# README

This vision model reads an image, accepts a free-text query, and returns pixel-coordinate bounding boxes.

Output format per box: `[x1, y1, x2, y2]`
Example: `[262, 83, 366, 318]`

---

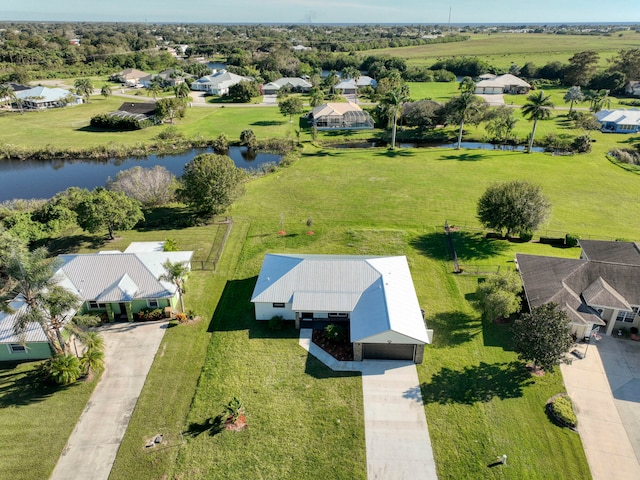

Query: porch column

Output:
[295, 312, 300, 329]
[353, 342, 363, 361]
[125, 302, 133, 322]
[106, 303, 115, 323]
[414, 345, 425, 364]
[606, 309, 618, 336]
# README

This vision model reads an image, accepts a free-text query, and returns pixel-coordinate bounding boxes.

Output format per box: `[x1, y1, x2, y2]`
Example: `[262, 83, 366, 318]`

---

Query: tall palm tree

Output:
[447, 92, 486, 149]
[148, 83, 162, 100]
[174, 82, 190, 99]
[522, 91, 555, 153]
[563, 86, 584, 115]
[2, 248, 80, 355]
[0, 83, 16, 108]
[381, 86, 409, 149]
[100, 84, 112, 99]
[74, 78, 94, 104]
[159, 260, 190, 312]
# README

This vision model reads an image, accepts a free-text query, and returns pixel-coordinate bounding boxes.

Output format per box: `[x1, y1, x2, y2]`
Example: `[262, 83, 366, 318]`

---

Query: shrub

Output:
[268, 315, 284, 330]
[155, 125, 183, 140]
[519, 231, 533, 242]
[565, 233, 579, 247]
[136, 308, 164, 321]
[572, 135, 592, 153]
[548, 395, 578, 428]
[325, 323, 347, 342]
[175, 312, 187, 323]
[539, 236, 566, 246]
[90, 113, 151, 130]
[212, 133, 229, 153]
[46, 354, 82, 385]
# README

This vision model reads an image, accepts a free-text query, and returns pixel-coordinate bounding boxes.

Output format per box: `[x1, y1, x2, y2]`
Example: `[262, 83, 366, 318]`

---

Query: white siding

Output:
[254, 302, 295, 320]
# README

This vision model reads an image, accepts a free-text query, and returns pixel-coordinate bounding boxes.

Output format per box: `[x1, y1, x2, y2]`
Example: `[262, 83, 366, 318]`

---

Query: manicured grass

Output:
[408, 81, 460, 101]
[0, 362, 100, 480]
[363, 31, 640, 70]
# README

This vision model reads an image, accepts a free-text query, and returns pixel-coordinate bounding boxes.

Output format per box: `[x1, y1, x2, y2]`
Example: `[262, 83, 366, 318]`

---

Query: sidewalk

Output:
[50, 321, 167, 480]
[299, 329, 438, 479]
[561, 336, 640, 480]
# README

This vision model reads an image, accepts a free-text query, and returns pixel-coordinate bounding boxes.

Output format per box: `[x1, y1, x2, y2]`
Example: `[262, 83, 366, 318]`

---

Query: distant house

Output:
[190, 69, 252, 95]
[625, 81, 640, 97]
[109, 68, 152, 86]
[109, 102, 157, 122]
[595, 109, 640, 134]
[0, 242, 193, 361]
[140, 69, 191, 88]
[14, 86, 82, 110]
[475, 73, 531, 95]
[291, 45, 312, 52]
[261, 77, 312, 95]
[516, 239, 640, 339]
[251, 254, 432, 363]
[334, 76, 378, 95]
[310, 102, 374, 130]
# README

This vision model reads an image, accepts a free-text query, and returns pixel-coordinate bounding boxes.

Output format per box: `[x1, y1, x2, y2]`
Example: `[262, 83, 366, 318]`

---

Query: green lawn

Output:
[363, 31, 640, 70]
[0, 362, 100, 480]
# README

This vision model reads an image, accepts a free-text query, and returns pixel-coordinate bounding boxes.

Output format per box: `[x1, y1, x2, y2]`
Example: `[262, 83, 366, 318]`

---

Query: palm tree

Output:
[2, 248, 80, 354]
[74, 78, 94, 104]
[159, 260, 190, 312]
[148, 83, 162, 100]
[100, 84, 112, 99]
[47, 354, 82, 385]
[522, 91, 555, 153]
[458, 76, 475, 93]
[563, 86, 584, 115]
[309, 87, 324, 108]
[381, 86, 409, 149]
[174, 82, 190, 99]
[446, 92, 486, 149]
[0, 83, 16, 108]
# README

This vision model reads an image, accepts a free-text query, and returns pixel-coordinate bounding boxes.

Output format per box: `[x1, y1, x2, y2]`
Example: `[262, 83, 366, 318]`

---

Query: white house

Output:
[251, 254, 432, 363]
[190, 69, 252, 95]
[334, 76, 378, 95]
[475, 73, 531, 95]
[14, 86, 83, 110]
[595, 109, 640, 134]
[261, 77, 312, 95]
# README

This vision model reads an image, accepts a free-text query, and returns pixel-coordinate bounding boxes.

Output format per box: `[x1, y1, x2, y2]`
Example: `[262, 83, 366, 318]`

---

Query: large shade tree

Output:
[178, 154, 246, 217]
[475, 271, 522, 322]
[512, 303, 574, 372]
[477, 180, 551, 238]
[522, 91, 554, 153]
[106, 165, 176, 207]
[75, 188, 144, 240]
[278, 96, 303, 123]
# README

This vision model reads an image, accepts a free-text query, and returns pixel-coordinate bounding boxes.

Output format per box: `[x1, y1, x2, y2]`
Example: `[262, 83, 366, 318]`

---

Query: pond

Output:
[331, 140, 545, 153]
[0, 147, 281, 202]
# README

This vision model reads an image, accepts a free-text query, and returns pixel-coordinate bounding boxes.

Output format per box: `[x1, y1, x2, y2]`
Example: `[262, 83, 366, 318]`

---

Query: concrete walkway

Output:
[561, 336, 640, 480]
[299, 329, 437, 479]
[51, 321, 168, 480]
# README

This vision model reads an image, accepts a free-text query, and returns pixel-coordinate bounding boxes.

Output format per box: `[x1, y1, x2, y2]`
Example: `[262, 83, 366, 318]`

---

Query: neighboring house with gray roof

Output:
[0, 242, 193, 361]
[251, 254, 432, 363]
[474, 73, 531, 95]
[190, 69, 252, 95]
[516, 240, 640, 339]
[261, 77, 312, 95]
[334, 76, 377, 95]
[14, 86, 82, 110]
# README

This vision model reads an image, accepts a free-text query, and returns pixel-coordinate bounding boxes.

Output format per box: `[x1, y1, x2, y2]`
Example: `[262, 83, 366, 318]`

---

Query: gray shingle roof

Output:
[579, 240, 640, 265]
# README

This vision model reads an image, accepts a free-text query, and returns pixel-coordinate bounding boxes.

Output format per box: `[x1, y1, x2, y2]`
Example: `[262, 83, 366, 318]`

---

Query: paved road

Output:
[50, 321, 168, 480]
[299, 329, 438, 480]
[562, 336, 640, 480]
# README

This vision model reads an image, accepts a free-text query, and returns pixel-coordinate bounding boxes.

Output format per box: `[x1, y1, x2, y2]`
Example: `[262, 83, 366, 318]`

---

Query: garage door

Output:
[362, 343, 415, 361]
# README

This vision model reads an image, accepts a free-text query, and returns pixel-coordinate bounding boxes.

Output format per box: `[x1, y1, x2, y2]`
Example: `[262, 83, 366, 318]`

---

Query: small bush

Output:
[268, 315, 284, 330]
[572, 135, 592, 153]
[212, 133, 229, 153]
[90, 113, 151, 130]
[565, 233, 579, 247]
[175, 312, 187, 323]
[136, 308, 164, 321]
[325, 323, 347, 342]
[539, 236, 566, 246]
[156, 125, 183, 140]
[549, 395, 578, 428]
[519, 231, 533, 242]
[46, 354, 82, 385]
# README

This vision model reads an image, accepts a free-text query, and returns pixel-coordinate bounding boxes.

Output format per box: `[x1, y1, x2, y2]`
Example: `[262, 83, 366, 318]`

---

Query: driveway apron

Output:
[50, 321, 167, 480]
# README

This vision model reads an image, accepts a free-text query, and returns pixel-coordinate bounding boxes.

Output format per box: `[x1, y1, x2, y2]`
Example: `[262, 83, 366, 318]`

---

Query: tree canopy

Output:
[278, 96, 303, 122]
[475, 271, 522, 322]
[75, 188, 144, 240]
[106, 165, 176, 207]
[512, 303, 574, 372]
[178, 154, 246, 217]
[477, 180, 551, 237]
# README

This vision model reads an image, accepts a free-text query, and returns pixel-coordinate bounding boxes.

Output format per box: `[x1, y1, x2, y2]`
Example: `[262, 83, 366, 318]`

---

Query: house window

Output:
[328, 312, 348, 318]
[147, 299, 159, 308]
[616, 307, 638, 323]
[88, 301, 106, 310]
[9, 344, 26, 353]
[272, 303, 285, 308]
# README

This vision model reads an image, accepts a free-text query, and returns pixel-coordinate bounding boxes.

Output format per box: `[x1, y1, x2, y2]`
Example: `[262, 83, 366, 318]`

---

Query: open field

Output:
[363, 31, 640, 69]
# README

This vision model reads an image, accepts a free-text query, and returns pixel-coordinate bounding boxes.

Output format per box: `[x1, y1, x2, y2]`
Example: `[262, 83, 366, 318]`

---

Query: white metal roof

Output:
[251, 254, 430, 344]
[124, 241, 165, 252]
[0, 296, 49, 344]
[596, 109, 640, 126]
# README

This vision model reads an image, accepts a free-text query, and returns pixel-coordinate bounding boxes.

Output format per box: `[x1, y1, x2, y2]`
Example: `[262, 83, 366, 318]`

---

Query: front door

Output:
[118, 303, 127, 320]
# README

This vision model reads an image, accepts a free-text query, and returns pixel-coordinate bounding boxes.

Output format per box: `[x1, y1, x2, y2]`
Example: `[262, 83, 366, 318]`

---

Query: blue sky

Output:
[4, 0, 640, 24]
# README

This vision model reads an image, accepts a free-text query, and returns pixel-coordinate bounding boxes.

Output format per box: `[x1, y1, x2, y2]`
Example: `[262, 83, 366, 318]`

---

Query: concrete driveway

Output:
[561, 336, 640, 480]
[50, 321, 168, 480]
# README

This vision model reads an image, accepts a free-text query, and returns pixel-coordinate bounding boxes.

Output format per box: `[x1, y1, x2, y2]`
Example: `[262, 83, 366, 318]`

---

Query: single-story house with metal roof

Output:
[334, 76, 377, 95]
[251, 254, 432, 363]
[516, 239, 640, 340]
[475, 74, 531, 95]
[595, 109, 640, 134]
[140, 69, 191, 88]
[0, 242, 193, 361]
[109, 68, 152, 86]
[261, 77, 313, 95]
[14, 86, 82, 110]
[190, 69, 252, 95]
[309, 102, 374, 130]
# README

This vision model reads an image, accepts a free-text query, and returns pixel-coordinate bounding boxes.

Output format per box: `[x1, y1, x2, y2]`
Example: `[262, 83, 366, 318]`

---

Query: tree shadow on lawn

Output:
[36, 234, 106, 255]
[0, 362, 72, 407]
[437, 152, 488, 161]
[251, 120, 286, 126]
[406, 361, 533, 405]
[301, 149, 338, 157]
[137, 206, 196, 231]
[482, 317, 515, 351]
[410, 232, 509, 262]
[373, 149, 415, 158]
[427, 311, 480, 347]
[184, 414, 226, 438]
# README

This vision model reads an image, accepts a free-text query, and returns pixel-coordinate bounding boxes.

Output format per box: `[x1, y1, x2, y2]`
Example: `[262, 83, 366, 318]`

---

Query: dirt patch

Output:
[312, 330, 353, 361]
[526, 363, 546, 376]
